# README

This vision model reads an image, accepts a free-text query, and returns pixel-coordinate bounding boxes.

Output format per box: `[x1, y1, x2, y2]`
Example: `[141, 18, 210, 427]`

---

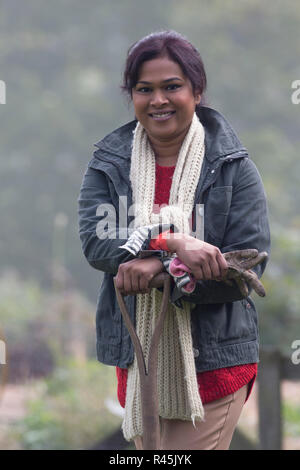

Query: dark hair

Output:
[121, 30, 207, 109]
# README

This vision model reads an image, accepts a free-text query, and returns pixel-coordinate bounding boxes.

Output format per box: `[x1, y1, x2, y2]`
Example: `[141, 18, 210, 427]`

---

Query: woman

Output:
[78, 30, 270, 450]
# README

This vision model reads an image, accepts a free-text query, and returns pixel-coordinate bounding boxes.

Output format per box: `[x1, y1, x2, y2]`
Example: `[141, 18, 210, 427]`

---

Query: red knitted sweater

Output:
[116, 162, 257, 408]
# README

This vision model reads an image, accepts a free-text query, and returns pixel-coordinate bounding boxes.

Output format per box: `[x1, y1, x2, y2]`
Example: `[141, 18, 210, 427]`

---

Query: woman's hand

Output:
[167, 233, 228, 281]
[115, 257, 164, 296]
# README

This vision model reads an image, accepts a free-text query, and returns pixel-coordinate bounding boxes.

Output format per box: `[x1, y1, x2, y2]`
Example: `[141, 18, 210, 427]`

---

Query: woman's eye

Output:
[166, 84, 181, 91]
[136, 87, 151, 93]
[136, 84, 181, 93]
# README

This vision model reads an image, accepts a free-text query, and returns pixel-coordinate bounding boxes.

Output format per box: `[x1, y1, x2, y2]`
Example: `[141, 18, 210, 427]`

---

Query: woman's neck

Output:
[148, 129, 189, 167]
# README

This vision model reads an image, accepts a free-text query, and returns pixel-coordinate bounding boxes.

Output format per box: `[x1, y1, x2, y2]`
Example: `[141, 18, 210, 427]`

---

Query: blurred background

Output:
[0, 0, 300, 450]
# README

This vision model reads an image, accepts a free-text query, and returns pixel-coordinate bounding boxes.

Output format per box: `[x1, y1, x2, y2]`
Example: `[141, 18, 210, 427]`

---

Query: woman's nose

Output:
[150, 90, 168, 106]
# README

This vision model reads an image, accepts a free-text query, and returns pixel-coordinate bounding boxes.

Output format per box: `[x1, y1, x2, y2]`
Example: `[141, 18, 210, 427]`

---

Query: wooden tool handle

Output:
[148, 272, 170, 288]
[113, 271, 171, 450]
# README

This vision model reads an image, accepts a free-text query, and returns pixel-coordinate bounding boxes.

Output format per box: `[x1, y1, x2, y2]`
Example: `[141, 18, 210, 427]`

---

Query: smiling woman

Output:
[131, 56, 201, 166]
[78, 30, 270, 450]
[122, 31, 206, 167]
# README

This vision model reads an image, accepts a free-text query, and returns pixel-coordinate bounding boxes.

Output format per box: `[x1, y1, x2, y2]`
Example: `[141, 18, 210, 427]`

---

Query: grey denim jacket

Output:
[78, 106, 271, 371]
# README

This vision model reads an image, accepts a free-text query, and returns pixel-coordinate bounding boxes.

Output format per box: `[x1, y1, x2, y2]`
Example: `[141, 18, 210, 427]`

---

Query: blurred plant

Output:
[11, 358, 121, 450]
[0, 269, 124, 450]
[0, 269, 96, 382]
[0, 269, 43, 339]
[283, 401, 300, 438]
[256, 227, 300, 355]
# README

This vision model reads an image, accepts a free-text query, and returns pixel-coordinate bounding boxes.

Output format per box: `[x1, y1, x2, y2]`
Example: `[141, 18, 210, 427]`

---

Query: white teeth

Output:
[152, 112, 173, 117]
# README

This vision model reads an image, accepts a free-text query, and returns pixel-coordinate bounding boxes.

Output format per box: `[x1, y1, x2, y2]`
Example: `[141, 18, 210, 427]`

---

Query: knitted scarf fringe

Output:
[122, 113, 205, 442]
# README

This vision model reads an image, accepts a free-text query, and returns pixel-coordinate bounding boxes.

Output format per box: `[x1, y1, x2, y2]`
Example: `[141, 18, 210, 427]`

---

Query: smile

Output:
[149, 111, 176, 121]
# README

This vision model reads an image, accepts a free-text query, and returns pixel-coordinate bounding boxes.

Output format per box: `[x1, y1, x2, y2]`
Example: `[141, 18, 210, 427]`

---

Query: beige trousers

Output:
[134, 384, 248, 450]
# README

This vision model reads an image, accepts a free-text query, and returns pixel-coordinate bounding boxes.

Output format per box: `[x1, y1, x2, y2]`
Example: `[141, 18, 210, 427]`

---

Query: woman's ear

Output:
[194, 90, 201, 105]
[194, 89, 202, 105]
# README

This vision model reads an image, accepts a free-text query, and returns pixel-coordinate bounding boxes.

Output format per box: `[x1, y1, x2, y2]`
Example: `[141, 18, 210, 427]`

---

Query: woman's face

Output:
[132, 55, 201, 144]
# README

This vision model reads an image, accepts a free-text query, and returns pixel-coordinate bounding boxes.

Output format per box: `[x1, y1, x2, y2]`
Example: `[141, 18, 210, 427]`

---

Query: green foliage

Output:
[0, 0, 299, 303]
[283, 401, 300, 438]
[0, 0, 299, 431]
[0, 270, 121, 449]
[12, 358, 121, 450]
[255, 228, 300, 353]
[14, 399, 65, 450]
[0, 270, 42, 342]
[0, 268, 97, 384]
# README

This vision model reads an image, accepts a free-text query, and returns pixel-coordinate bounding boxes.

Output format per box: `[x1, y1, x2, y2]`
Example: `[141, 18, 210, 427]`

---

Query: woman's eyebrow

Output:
[136, 77, 184, 84]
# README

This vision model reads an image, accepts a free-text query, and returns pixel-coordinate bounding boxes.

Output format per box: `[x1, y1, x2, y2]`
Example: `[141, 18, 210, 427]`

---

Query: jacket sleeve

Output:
[173, 157, 271, 305]
[78, 165, 136, 275]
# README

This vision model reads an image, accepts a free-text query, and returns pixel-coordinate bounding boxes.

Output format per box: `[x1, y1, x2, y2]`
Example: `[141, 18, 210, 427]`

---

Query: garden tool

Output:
[113, 248, 268, 450]
[113, 272, 170, 450]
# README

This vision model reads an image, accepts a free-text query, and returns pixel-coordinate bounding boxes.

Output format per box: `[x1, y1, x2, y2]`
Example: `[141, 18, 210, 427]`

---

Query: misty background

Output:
[0, 0, 300, 450]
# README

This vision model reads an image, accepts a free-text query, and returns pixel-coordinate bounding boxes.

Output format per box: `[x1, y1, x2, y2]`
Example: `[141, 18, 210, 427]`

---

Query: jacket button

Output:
[193, 348, 199, 358]
[198, 206, 204, 216]
[211, 169, 215, 174]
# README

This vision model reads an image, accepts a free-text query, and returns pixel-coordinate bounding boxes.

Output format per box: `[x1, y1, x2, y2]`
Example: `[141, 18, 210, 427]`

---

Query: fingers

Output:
[139, 275, 151, 295]
[115, 263, 136, 295]
[242, 270, 266, 297]
[125, 272, 151, 295]
[115, 258, 164, 295]
[224, 249, 268, 271]
[216, 252, 228, 278]
[131, 269, 151, 294]
[201, 261, 213, 281]
[224, 249, 257, 269]
[115, 268, 125, 292]
[249, 251, 268, 269]
[235, 249, 258, 259]
[149, 272, 168, 288]
[190, 248, 228, 281]
[193, 265, 205, 281]
[234, 277, 249, 297]
[184, 246, 267, 296]
[194, 258, 227, 281]
[123, 270, 134, 294]
[117, 273, 150, 295]
[225, 249, 258, 260]
[204, 248, 227, 280]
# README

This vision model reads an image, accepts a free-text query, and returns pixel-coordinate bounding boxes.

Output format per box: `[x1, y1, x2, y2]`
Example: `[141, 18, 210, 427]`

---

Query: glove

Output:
[162, 256, 196, 294]
[140, 248, 268, 298]
[222, 249, 268, 297]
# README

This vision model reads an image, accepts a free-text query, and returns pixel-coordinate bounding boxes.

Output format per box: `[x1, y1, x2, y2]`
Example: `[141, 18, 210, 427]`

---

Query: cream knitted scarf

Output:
[122, 113, 206, 442]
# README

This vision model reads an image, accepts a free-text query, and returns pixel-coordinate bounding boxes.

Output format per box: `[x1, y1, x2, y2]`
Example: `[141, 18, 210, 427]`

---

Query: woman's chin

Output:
[145, 123, 179, 141]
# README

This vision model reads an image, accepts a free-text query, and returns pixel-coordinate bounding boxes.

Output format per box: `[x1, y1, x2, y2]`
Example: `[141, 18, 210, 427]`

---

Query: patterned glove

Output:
[162, 256, 196, 294]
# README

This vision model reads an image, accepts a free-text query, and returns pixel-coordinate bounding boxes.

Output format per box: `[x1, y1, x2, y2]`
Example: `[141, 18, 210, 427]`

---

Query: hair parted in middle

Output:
[121, 30, 207, 109]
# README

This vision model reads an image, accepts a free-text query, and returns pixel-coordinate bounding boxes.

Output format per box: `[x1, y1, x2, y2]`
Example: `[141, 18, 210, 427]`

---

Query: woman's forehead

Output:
[137, 56, 186, 83]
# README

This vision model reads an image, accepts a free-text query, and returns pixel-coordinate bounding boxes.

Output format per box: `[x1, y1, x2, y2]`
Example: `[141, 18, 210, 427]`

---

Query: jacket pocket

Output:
[205, 186, 232, 242]
[214, 299, 257, 346]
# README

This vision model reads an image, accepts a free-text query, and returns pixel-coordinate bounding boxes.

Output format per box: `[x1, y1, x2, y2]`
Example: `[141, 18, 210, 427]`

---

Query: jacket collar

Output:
[94, 106, 247, 163]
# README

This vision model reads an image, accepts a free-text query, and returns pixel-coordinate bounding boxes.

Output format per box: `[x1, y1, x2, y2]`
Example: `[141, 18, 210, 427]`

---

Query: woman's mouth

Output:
[149, 111, 176, 121]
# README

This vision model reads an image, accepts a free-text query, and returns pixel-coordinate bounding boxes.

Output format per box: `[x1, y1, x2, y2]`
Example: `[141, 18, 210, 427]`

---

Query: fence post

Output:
[258, 347, 282, 450]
